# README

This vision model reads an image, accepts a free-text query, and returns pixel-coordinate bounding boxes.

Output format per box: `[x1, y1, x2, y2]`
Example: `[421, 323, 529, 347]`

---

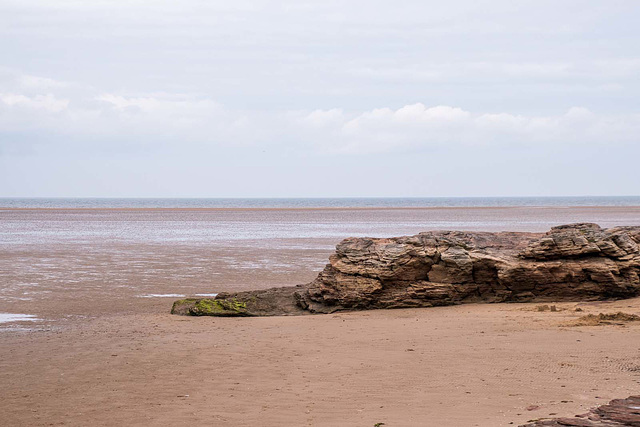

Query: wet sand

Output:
[1, 207, 640, 426]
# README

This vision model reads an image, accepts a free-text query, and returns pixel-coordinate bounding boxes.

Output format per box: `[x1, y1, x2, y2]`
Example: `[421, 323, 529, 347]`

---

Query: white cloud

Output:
[17, 74, 69, 90]
[307, 104, 640, 153]
[394, 104, 470, 123]
[0, 93, 69, 112]
[1, 69, 639, 157]
[303, 108, 343, 127]
[95, 93, 221, 115]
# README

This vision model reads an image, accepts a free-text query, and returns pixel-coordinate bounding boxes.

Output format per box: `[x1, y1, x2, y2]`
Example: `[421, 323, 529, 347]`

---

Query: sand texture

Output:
[2, 299, 640, 426]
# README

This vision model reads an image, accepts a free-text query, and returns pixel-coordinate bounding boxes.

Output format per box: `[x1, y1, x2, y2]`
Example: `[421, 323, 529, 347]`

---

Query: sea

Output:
[2, 196, 640, 209]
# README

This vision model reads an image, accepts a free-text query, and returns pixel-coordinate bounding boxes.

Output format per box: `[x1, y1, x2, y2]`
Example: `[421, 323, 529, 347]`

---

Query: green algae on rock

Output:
[192, 298, 248, 316]
[171, 298, 249, 316]
[171, 286, 309, 317]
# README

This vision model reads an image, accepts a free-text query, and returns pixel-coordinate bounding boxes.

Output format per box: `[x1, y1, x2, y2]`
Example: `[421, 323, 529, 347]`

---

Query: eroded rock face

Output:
[519, 395, 640, 426]
[296, 223, 640, 314]
[171, 223, 640, 316]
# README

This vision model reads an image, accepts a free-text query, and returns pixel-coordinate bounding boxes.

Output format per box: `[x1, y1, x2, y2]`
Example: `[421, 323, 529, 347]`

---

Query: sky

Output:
[1, 0, 639, 197]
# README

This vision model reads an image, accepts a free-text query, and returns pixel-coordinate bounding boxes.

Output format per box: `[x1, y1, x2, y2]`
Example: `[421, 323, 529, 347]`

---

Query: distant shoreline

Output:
[2, 205, 640, 211]
[2, 196, 640, 210]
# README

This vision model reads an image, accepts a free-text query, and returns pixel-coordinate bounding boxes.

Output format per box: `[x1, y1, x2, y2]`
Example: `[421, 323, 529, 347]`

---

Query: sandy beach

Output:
[2, 299, 640, 426]
[1, 207, 640, 426]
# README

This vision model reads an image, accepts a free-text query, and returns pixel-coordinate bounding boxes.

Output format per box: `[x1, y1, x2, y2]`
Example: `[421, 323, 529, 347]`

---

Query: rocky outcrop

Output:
[171, 223, 640, 316]
[520, 395, 640, 426]
[171, 286, 307, 316]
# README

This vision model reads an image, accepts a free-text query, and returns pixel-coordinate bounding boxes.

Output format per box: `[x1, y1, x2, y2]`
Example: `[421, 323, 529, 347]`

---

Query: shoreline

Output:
[2, 205, 640, 212]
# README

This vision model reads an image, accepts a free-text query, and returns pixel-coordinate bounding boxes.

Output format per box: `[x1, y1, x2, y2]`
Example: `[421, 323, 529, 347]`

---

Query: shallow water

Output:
[0, 313, 39, 324]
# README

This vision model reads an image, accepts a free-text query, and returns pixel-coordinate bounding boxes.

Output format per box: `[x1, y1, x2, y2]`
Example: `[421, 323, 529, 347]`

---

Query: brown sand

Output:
[2, 299, 640, 426]
[1, 207, 640, 426]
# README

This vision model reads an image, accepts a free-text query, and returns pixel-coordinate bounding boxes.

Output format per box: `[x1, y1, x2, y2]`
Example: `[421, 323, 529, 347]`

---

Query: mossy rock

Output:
[172, 298, 250, 317]
[170, 286, 308, 317]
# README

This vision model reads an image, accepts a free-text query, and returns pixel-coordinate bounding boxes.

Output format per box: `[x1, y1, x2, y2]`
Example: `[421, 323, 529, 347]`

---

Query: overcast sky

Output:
[1, 0, 639, 197]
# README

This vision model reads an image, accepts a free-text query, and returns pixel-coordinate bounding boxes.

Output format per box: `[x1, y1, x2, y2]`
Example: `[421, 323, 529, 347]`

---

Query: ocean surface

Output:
[1, 199, 640, 327]
[2, 196, 640, 209]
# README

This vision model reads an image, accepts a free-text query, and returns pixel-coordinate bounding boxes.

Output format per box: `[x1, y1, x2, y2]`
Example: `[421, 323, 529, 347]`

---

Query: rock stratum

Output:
[171, 223, 640, 317]
[520, 395, 640, 426]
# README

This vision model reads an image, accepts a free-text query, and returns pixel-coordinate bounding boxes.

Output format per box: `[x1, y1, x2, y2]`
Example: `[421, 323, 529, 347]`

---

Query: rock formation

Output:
[519, 395, 640, 426]
[171, 223, 640, 317]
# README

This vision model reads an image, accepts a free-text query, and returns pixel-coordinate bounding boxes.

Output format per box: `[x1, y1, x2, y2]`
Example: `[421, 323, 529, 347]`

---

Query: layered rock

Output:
[520, 395, 640, 426]
[171, 223, 640, 316]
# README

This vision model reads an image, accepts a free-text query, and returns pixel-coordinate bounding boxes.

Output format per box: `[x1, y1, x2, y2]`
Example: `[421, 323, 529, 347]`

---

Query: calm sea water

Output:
[1, 196, 640, 209]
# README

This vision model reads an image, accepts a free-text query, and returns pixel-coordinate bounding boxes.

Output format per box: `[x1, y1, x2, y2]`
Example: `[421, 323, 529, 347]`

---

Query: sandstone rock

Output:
[171, 286, 306, 317]
[171, 223, 640, 317]
[519, 395, 640, 426]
